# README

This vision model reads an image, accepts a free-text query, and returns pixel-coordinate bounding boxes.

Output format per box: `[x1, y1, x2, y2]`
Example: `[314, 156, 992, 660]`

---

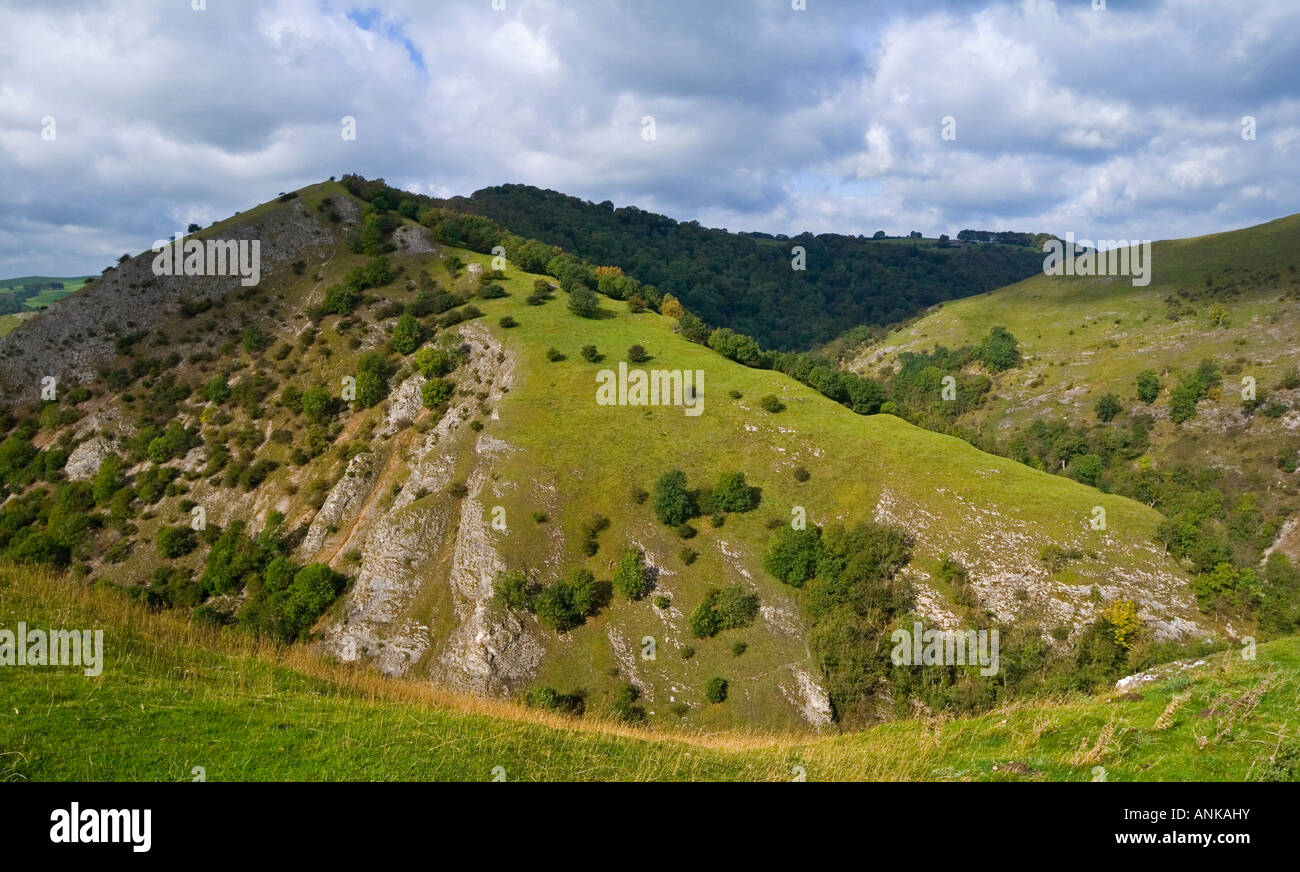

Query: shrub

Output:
[654, 595, 671, 609]
[498, 316, 517, 328]
[762, 527, 823, 587]
[421, 378, 454, 408]
[493, 569, 533, 611]
[391, 314, 423, 354]
[714, 471, 756, 512]
[611, 549, 649, 600]
[652, 469, 695, 526]
[1136, 370, 1160, 403]
[689, 585, 759, 637]
[413, 346, 458, 378]
[1095, 393, 1122, 422]
[680, 547, 698, 565]
[567, 286, 599, 318]
[627, 344, 649, 363]
[580, 345, 601, 363]
[704, 677, 728, 704]
[534, 568, 599, 632]
[975, 326, 1020, 371]
[731, 641, 747, 656]
[546, 347, 566, 362]
[156, 526, 198, 558]
[759, 394, 785, 413]
[611, 683, 646, 723]
[793, 466, 811, 482]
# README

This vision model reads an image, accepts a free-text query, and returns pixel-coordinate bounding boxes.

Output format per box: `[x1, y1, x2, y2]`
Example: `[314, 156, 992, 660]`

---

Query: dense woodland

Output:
[432, 183, 1046, 349]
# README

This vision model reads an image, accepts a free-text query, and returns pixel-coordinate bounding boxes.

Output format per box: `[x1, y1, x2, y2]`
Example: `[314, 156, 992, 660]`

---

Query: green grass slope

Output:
[1, 565, 1294, 781]
[0, 183, 1209, 734]
[848, 213, 1300, 561]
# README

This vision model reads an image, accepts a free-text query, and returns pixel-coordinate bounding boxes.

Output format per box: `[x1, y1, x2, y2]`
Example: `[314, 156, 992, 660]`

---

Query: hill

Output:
[846, 214, 1300, 633]
[432, 184, 1046, 350]
[0, 181, 1220, 733]
[1, 563, 1294, 781]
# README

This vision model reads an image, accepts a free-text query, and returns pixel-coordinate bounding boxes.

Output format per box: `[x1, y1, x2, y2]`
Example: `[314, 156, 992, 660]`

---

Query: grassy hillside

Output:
[848, 215, 1300, 578]
[0, 182, 1214, 735]
[1, 563, 1294, 781]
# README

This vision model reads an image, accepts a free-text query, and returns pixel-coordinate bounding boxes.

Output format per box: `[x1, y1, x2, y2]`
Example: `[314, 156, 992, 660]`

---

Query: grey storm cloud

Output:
[0, 0, 1297, 276]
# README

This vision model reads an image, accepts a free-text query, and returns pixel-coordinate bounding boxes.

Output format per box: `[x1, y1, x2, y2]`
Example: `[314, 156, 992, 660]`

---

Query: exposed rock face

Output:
[435, 462, 546, 693]
[316, 322, 544, 692]
[872, 486, 1206, 642]
[0, 199, 339, 403]
[300, 451, 382, 556]
[64, 435, 116, 481]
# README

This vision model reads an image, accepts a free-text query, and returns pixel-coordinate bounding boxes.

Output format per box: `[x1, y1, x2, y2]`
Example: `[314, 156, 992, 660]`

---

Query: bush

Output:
[546, 347, 566, 362]
[156, 526, 198, 558]
[759, 394, 784, 413]
[534, 568, 599, 632]
[499, 316, 517, 328]
[704, 677, 728, 703]
[421, 378, 454, 408]
[680, 547, 698, 565]
[762, 527, 823, 587]
[567, 286, 599, 318]
[391, 314, 423, 354]
[580, 345, 602, 363]
[611, 549, 649, 600]
[975, 326, 1020, 371]
[793, 466, 811, 482]
[713, 471, 756, 512]
[652, 469, 695, 526]
[689, 585, 759, 637]
[1136, 370, 1160, 403]
[1095, 393, 1122, 422]
[414, 346, 458, 378]
[611, 683, 646, 723]
[627, 344, 649, 363]
[493, 569, 533, 611]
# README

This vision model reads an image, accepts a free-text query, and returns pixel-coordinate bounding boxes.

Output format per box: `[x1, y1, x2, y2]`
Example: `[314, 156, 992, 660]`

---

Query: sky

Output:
[1, 0, 1297, 276]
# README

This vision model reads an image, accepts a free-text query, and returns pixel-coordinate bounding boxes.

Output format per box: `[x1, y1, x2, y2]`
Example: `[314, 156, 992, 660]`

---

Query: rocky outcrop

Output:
[300, 451, 381, 556]
[0, 198, 340, 403]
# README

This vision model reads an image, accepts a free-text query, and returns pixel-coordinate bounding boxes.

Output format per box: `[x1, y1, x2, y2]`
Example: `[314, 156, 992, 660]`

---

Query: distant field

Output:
[0, 275, 93, 309]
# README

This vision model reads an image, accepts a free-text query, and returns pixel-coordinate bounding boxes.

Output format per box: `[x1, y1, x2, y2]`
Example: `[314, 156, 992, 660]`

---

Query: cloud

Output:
[0, 0, 1297, 276]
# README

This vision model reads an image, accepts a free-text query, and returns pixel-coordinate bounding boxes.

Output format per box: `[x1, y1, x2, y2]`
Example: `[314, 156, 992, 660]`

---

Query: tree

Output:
[1095, 393, 1122, 422]
[91, 454, 126, 507]
[421, 377, 454, 408]
[762, 527, 822, 587]
[612, 549, 649, 600]
[975, 326, 1020, 371]
[301, 386, 333, 421]
[414, 346, 457, 377]
[157, 526, 198, 558]
[661, 295, 685, 319]
[1169, 381, 1201, 423]
[391, 314, 422, 354]
[1136, 370, 1160, 404]
[206, 374, 231, 404]
[568, 285, 599, 318]
[627, 344, 649, 363]
[713, 471, 756, 512]
[652, 469, 695, 526]
[493, 570, 533, 611]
